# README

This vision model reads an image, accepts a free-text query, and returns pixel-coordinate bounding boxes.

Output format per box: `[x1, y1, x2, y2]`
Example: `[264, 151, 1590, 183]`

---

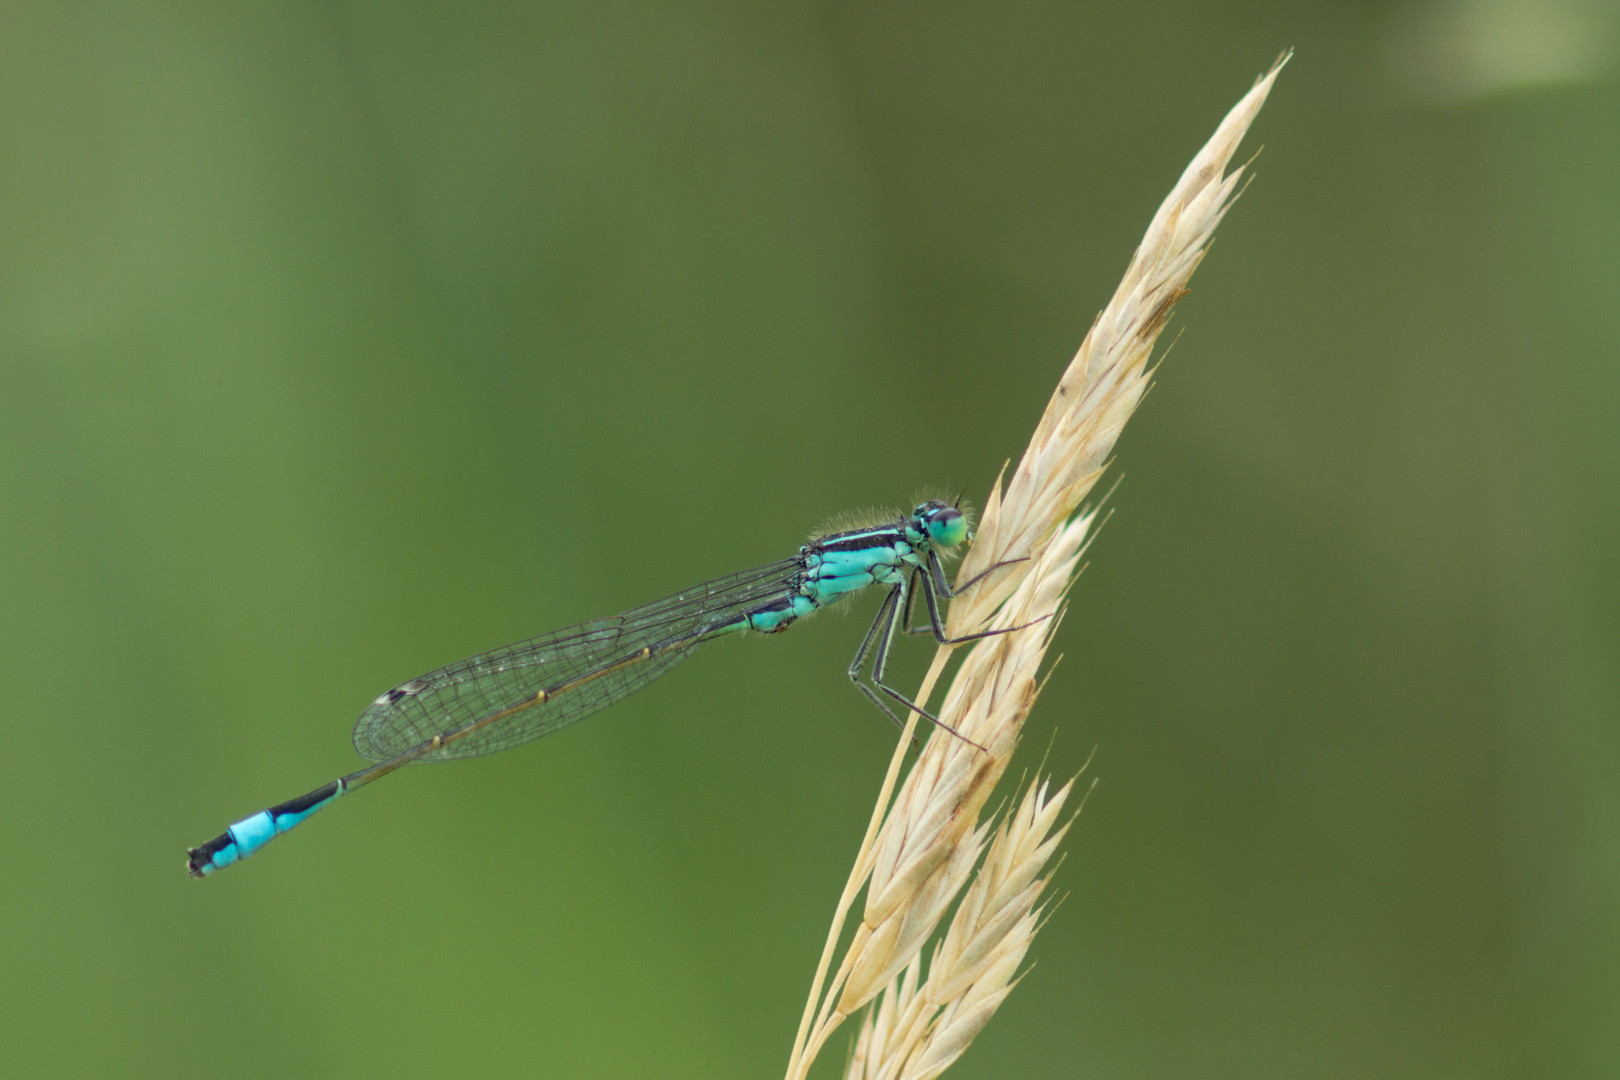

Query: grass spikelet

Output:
[785, 55, 1287, 1080]
[838, 778, 1081, 1080]
[947, 53, 1288, 639]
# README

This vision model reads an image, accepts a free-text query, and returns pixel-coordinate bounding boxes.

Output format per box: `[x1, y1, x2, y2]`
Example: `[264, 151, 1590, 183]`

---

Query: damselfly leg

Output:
[851, 555, 1048, 752]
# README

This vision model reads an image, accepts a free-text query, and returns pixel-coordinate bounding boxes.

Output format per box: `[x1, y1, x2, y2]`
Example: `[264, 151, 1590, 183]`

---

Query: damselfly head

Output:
[914, 500, 968, 550]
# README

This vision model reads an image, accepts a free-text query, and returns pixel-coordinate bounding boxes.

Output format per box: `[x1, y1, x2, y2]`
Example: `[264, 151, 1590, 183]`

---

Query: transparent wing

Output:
[352, 557, 803, 762]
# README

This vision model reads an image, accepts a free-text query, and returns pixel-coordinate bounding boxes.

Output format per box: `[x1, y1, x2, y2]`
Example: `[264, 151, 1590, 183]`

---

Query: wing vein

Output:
[351, 557, 803, 761]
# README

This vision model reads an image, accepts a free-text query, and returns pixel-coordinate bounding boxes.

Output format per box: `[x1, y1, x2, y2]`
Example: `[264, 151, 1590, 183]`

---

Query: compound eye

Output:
[927, 506, 968, 548]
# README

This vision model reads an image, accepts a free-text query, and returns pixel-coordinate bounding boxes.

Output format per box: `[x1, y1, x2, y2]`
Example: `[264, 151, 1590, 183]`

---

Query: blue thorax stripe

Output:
[815, 526, 907, 553]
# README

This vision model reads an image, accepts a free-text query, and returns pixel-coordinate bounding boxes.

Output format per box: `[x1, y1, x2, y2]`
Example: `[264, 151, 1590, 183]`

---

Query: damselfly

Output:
[186, 499, 1024, 877]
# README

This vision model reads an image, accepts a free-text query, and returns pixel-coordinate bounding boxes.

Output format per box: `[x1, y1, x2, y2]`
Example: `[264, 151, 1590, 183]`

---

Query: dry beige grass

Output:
[841, 777, 1084, 1080]
[783, 56, 1288, 1080]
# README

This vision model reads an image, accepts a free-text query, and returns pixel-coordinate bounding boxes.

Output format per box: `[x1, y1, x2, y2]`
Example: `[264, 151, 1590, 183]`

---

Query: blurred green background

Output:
[2, 2, 1616, 1077]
